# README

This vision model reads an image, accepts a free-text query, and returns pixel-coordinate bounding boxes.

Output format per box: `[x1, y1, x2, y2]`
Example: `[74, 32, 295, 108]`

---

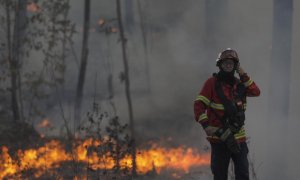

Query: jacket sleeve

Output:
[240, 73, 260, 97]
[194, 78, 213, 129]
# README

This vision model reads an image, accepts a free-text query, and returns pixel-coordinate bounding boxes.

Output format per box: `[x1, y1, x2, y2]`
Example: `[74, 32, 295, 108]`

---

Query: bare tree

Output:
[4, 0, 27, 122]
[116, 0, 137, 176]
[5, 1, 17, 121]
[13, 0, 27, 122]
[41, 0, 74, 139]
[267, 0, 293, 179]
[74, 0, 91, 131]
[1, 0, 75, 123]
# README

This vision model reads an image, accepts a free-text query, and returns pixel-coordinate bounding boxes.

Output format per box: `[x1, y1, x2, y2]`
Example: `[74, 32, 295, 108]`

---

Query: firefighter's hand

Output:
[204, 126, 218, 136]
[237, 65, 245, 76]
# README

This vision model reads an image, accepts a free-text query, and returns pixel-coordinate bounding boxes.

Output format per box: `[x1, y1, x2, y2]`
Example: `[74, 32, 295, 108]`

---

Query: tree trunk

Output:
[61, 0, 72, 139]
[116, 0, 136, 176]
[13, 0, 27, 122]
[267, 0, 293, 179]
[74, 0, 91, 131]
[6, 1, 21, 122]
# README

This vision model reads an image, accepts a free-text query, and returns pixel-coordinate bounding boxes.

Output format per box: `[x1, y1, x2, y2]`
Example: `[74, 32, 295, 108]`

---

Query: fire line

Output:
[0, 139, 210, 178]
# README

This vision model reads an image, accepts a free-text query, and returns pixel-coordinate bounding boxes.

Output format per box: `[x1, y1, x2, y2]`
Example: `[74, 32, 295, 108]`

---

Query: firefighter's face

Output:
[221, 59, 235, 72]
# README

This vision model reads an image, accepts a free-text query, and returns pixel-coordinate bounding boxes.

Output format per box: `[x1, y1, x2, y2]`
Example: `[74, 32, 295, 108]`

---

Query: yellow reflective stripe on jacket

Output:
[196, 95, 224, 110]
[234, 127, 246, 139]
[199, 113, 208, 122]
[243, 103, 247, 110]
[244, 79, 253, 87]
[210, 102, 224, 110]
[207, 127, 246, 140]
[195, 95, 210, 106]
[207, 135, 220, 140]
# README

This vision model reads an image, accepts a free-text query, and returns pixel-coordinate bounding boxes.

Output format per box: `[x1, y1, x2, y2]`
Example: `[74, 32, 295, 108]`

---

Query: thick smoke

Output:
[34, 0, 300, 179]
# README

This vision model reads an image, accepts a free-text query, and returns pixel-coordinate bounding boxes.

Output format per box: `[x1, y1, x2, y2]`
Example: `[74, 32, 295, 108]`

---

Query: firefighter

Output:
[194, 49, 260, 180]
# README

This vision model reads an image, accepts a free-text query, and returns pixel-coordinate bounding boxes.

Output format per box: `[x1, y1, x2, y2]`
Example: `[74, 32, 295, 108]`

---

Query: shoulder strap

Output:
[215, 79, 238, 117]
[205, 76, 227, 127]
[209, 103, 227, 127]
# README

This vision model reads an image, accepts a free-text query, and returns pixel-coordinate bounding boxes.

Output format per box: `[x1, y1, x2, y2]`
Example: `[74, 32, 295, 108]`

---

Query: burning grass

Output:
[0, 138, 210, 179]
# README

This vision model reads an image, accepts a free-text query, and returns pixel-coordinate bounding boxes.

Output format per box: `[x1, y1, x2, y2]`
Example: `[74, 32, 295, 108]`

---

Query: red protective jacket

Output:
[194, 73, 260, 143]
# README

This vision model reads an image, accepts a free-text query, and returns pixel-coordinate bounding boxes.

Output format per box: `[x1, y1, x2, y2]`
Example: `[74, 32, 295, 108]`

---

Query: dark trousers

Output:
[210, 142, 249, 180]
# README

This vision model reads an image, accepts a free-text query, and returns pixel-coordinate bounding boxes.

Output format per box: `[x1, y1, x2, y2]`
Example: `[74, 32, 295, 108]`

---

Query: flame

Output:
[0, 139, 210, 178]
[98, 18, 106, 26]
[110, 27, 118, 33]
[134, 145, 210, 174]
[0, 140, 70, 179]
[37, 119, 52, 128]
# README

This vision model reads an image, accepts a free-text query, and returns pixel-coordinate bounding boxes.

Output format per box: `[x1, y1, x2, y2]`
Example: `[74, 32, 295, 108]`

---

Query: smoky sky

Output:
[15, 0, 300, 179]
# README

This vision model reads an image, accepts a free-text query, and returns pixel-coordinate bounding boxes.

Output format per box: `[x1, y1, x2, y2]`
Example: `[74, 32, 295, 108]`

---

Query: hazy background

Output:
[27, 0, 300, 179]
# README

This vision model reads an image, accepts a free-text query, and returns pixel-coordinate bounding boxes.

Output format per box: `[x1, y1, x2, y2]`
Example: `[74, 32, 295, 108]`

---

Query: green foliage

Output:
[0, 0, 75, 122]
